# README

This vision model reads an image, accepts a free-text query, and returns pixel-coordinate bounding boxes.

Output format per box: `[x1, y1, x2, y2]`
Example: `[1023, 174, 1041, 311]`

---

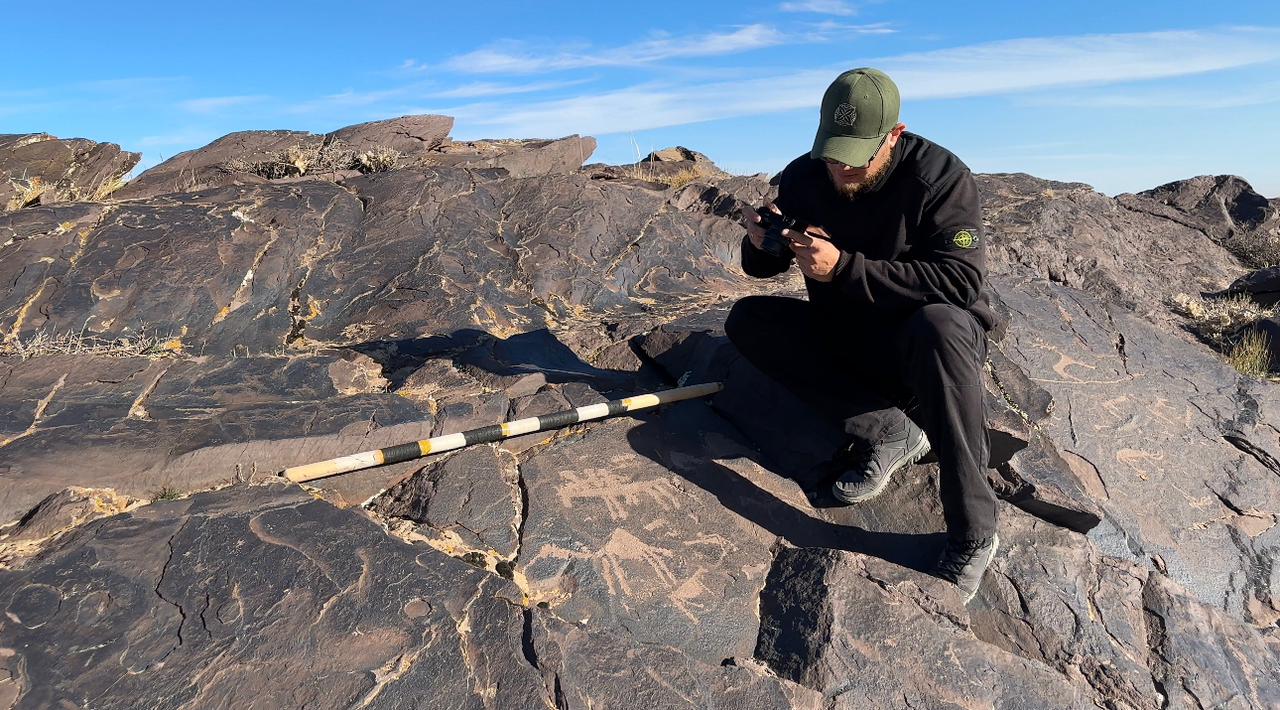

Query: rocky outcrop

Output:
[0, 133, 139, 212]
[2, 120, 1278, 708]
[587, 144, 732, 185]
[113, 115, 596, 201]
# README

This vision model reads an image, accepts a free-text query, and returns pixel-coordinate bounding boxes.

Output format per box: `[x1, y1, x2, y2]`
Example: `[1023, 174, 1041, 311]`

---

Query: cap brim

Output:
[811, 132, 888, 168]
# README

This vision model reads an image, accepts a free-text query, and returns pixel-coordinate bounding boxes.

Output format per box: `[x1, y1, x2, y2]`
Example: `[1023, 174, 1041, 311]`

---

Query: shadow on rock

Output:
[625, 406, 945, 574]
[351, 327, 636, 392]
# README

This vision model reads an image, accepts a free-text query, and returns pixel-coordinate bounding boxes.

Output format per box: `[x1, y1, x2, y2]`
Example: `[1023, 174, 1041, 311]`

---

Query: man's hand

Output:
[739, 202, 778, 251]
[785, 225, 841, 282]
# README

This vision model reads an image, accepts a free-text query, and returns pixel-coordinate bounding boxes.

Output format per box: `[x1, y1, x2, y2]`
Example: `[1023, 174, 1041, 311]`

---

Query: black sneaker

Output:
[830, 417, 931, 504]
[933, 533, 1000, 603]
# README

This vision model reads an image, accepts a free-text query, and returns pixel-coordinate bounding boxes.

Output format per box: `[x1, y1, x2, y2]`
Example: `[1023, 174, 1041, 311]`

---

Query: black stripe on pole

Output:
[382, 442, 422, 465]
[536, 409, 582, 430]
[606, 400, 628, 415]
[465, 424, 507, 445]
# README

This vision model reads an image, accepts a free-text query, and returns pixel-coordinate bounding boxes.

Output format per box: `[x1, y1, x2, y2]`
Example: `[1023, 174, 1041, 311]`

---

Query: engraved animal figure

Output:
[557, 457, 681, 520]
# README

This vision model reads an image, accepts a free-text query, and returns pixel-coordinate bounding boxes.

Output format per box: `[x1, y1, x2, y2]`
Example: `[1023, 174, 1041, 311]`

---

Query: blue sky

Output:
[4, 1, 1280, 196]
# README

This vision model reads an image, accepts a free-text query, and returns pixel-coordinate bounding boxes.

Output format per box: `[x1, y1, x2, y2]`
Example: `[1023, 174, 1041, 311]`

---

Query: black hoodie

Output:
[740, 132, 997, 332]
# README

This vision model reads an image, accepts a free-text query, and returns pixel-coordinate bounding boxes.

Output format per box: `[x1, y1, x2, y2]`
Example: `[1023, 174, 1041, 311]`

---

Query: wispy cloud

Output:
[780, 0, 858, 15]
[443, 24, 785, 74]
[880, 29, 1280, 99]
[179, 95, 268, 113]
[434, 27, 1280, 138]
[1021, 83, 1280, 110]
[430, 79, 592, 99]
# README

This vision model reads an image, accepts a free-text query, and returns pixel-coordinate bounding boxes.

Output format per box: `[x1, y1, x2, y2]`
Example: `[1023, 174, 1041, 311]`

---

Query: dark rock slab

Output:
[0, 133, 139, 211]
[0, 181, 364, 355]
[532, 612, 822, 709]
[115, 130, 314, 200]
[372, 445, 522, 560]
[0, 353, 436, 522]
[1134, 174, 1280, 267]
[971, 509, 1157, 707]
[975, 507, 1280, 709]
[980, 173, 1243, 322]
[427, 135, 597, 177]
[1142, 570, 1280, 708]
[0, 483, 817, 709]
[754, 545, 1094, 707]
[513, 405, 803, 664]
[996, 276, 1280, 626]
[325, 114, 453, 156]
[0, 201, 107, 247]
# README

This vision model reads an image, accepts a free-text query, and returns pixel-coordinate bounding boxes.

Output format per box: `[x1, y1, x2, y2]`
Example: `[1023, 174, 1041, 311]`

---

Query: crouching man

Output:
[726, 68, 1000, 602]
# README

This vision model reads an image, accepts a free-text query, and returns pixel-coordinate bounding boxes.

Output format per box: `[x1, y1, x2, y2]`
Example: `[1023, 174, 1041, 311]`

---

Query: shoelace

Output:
[935, 537, 990, 580]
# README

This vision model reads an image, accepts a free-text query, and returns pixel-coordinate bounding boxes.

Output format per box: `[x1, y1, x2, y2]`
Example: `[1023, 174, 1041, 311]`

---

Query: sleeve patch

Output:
[950, 229, 979, 249]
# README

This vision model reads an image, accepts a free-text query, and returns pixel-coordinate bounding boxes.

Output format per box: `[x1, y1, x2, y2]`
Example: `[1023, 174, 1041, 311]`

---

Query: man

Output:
[725, 68, 999, 602]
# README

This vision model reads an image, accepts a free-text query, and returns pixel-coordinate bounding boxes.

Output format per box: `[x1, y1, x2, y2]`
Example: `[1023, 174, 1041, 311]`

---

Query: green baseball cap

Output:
[811, 68, 900, 168]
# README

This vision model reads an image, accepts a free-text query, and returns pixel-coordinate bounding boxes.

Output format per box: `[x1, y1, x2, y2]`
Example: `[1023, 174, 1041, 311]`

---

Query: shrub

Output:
[225, 142, 402, 179]
[1228, 329, 1272, 379]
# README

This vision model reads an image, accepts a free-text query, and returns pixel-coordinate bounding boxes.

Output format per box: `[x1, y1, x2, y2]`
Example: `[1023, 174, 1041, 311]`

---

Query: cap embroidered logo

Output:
[834, 103, 857, 127]
[953, 230, 977, 249]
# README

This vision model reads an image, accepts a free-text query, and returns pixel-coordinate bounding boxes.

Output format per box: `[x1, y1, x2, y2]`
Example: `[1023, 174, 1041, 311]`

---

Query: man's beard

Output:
[830, 150, 893, 200]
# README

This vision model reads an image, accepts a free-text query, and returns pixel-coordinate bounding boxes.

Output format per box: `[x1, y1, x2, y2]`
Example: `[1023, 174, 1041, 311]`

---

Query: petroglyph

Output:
[556, 456, 681, 521]
[1026, 339, 1135, 385]
[597, 529, 678, 598]
[1116, 448, 1165, 481]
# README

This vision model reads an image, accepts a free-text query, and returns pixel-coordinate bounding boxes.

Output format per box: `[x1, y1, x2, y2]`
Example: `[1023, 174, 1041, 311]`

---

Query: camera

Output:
[755, 207, 804, 258]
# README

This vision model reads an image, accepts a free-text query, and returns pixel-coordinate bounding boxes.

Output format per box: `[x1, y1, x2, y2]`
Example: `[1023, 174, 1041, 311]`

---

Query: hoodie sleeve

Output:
[830, 169, 985, 313]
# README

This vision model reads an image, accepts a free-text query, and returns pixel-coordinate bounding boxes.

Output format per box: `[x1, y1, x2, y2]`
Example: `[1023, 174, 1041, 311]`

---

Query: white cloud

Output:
[779, 0, 858, 15]
[1021, 83, 1280, 110]
[430, 79, 592, 99]
[444, 24, 784, 74]
[179, 95, 268, 113]
[880, 29, 1280, 99]
[437, 27, 1280, 137]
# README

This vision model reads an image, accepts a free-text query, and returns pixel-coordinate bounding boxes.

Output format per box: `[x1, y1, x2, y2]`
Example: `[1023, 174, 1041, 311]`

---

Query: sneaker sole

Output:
[831, 431, 932, 504]
[962, 532, 1000, 604]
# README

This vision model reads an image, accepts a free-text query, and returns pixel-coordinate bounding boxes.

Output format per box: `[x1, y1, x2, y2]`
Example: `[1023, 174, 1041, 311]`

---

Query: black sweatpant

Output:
[724, 295, 998, 539]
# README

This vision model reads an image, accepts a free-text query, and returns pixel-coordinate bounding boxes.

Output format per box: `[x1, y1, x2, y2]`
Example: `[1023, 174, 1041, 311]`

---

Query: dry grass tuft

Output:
[226, 142, 402, 179]
[356, 146, 401, 173]
[622, 160, 707, 189]
[6, 175, 47, 211]
[1228, 329, 1272, 379]
[1, 329, 182, 360]
[1171, 292, 1274, 346]
[1172, 292, 1277, 378]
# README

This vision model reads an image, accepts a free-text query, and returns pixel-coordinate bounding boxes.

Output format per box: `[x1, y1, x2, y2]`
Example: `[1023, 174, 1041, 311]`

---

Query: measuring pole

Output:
[282, 381, 723, 483]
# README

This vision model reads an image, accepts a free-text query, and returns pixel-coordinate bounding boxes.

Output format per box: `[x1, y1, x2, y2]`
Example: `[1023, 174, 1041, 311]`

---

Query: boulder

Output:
[0, 133, 139, 212]
[325, 114, 453, 155]
[113, 130, 313, 200]
[1136, 175, 1280, 258]
[426, 135, 598, 177]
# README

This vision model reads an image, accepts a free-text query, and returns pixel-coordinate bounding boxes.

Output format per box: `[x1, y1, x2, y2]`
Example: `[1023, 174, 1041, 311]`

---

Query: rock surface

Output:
[1, 134, 139, 212]
[2, 119, 1278, 708]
